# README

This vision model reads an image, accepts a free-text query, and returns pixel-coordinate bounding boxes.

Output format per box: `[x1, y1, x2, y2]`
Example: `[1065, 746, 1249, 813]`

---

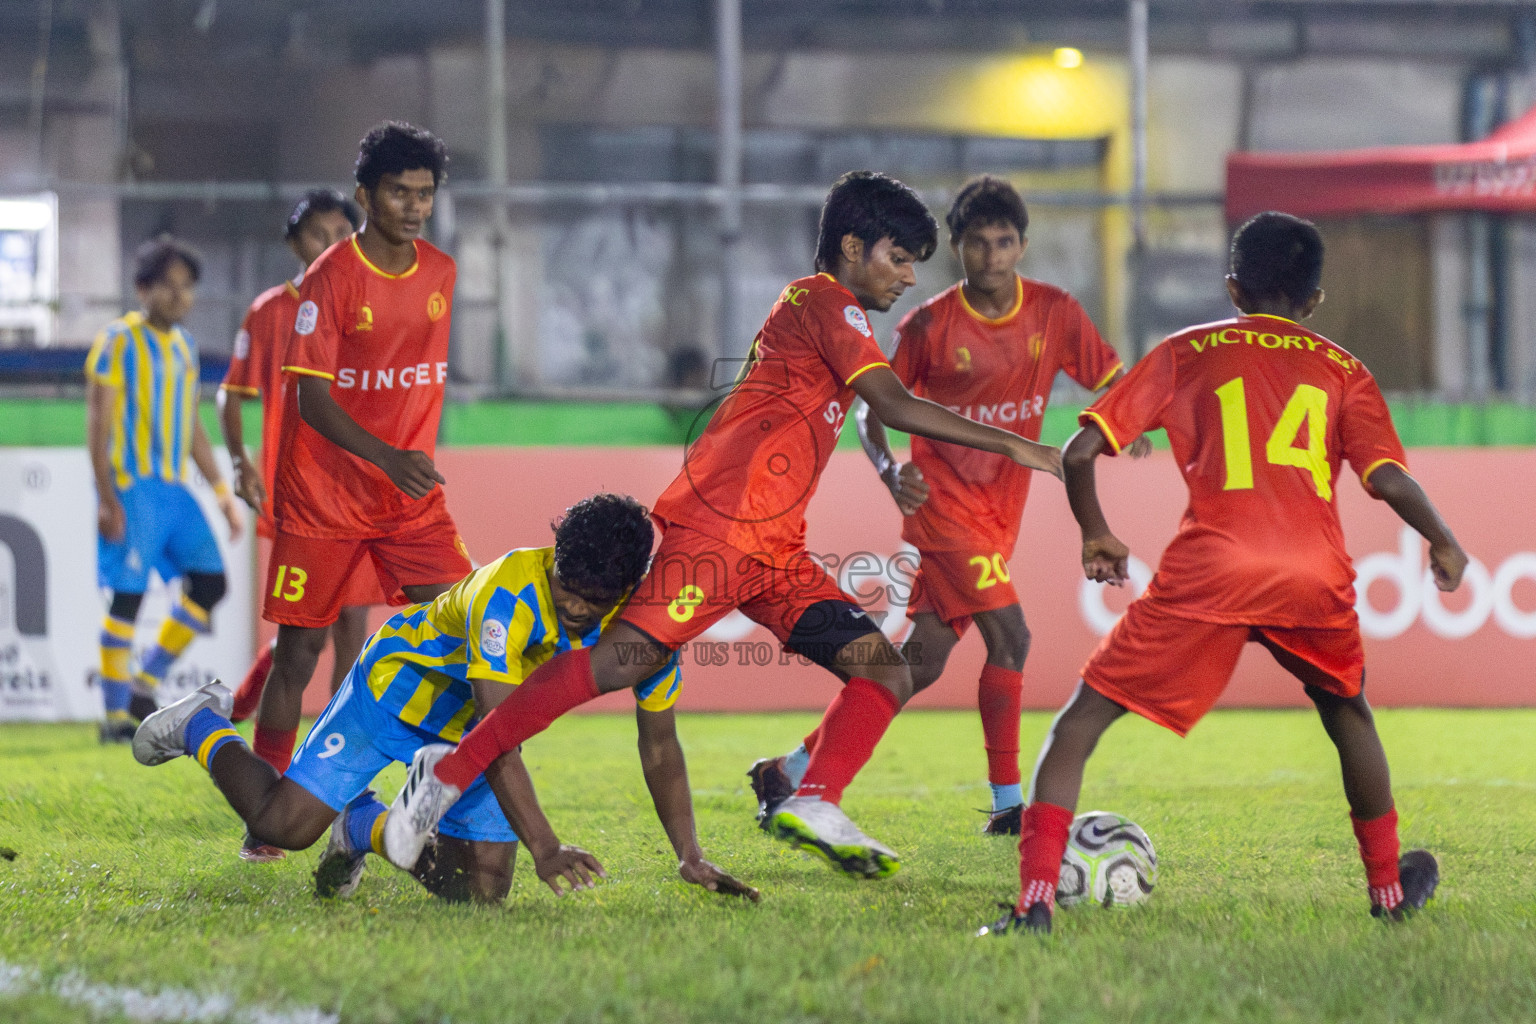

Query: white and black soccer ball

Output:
[1055, 811, 1157, 908]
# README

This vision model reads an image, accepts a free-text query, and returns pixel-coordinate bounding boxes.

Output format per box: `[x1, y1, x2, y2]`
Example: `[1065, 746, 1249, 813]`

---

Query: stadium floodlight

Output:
[0, 198, 52, 233]
[1053, 47, 1084, 69]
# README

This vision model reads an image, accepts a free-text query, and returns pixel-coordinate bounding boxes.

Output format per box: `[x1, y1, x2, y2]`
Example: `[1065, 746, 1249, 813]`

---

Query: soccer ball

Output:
[1055, 811, 1157, 908]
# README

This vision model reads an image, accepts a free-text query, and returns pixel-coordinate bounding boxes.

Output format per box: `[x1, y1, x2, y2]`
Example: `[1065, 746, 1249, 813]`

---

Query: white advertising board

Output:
[0, 448, 253, 721]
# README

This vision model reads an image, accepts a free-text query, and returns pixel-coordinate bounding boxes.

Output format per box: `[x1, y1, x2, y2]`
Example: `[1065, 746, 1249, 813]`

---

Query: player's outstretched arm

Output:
[484, 748, 606, 896]
[472, 680, 605, 896]
[1364, 464, 1468, 591]
[855, 401, 929, 516]
[1064, 424, 1130, 585]
[852, 366, 1062, 478]
[636, 705, 760, 902]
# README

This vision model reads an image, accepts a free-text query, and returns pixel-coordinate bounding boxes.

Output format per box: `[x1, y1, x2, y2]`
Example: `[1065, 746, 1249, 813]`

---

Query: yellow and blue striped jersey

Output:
[85, 311, 200, 490]
[355, 546, 682, 741]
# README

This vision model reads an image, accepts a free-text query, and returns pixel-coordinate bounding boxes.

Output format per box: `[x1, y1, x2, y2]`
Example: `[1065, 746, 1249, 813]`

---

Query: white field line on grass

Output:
[0, 961, 338, 1024]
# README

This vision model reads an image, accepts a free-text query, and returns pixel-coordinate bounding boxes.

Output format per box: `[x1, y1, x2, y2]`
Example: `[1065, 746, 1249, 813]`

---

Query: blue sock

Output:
[101, 679, 132, 715]
[990, 782, 1024, 812]
[344, 793, 388, 855]
[784, 744, 810, 788]
[184, 707, 243, 769]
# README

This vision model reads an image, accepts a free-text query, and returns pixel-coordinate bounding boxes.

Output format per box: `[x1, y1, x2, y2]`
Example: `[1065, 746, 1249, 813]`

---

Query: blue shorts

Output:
[287, 672, 516, 843]
[98, 478, 224, 593]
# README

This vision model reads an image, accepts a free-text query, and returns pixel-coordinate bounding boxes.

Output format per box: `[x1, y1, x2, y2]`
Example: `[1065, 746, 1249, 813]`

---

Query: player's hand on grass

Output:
[232, 454, 267, 513]
[534, 843, 606, 896]
[380, 448, 447, 499]
[97, 494, 126, 542]
[1126, 434, 1153, 459]
[1082, 533, 1130, 585]
[679, 856, 760, 902]
[880, 461, 930, 516]
[1006, 437, 1064, 479]
[1429, 541, 1468, 592]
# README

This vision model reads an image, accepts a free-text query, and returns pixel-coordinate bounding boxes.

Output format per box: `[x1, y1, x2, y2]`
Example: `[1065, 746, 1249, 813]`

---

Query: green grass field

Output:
[3, 708, 1535, 1023]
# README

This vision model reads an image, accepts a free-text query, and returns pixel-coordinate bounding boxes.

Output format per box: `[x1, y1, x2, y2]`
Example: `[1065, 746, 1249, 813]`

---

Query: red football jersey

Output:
[275, 236, 456, 539]
[891, 276, 1122, 555]
[1082, 313, 1407, 629]
[220, 279, 300, 538]
[653, 273, 889, 562]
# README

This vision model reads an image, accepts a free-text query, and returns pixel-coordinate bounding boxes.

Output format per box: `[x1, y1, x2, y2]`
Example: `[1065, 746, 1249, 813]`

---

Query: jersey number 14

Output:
[1214, 377, 1332, 501]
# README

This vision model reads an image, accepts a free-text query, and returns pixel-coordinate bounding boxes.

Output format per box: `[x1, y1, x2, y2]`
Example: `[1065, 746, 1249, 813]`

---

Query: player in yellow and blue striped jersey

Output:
[133, 494, 756, 904]
[87, 236, 244, 742]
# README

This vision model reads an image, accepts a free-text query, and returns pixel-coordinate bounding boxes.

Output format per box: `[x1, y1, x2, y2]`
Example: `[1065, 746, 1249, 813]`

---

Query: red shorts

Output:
[263, 510, 471, 628]
[258, 538, 389, 610]
[907, 547, 1020, 636]
[620, 524, 878, 666]
[1082, 597, 1365, 737]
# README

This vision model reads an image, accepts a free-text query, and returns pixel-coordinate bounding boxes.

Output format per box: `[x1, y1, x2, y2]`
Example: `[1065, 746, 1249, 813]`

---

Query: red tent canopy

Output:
[1225, 104, 1536, 222]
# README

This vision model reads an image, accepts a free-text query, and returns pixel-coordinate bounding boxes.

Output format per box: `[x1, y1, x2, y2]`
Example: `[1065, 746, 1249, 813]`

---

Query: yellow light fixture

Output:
[1053, 47, 1084, 69]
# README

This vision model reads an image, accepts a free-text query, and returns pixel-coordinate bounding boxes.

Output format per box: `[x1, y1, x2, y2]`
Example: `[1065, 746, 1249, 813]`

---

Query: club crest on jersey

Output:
[954, 346, 972, 372]
[480, 618, 508, 658]
[294, 300, 319, 336]
[427, 291, 448, 322]
[355, 305, 374, 332]
[843, 305, 871, 337]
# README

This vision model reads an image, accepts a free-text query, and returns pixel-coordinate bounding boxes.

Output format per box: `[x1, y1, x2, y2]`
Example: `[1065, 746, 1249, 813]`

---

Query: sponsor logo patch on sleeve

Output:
[480, 618, 508, 658]
[294, 300, 319, 336]
[233, 329, 250, 359]
[843, 305, 872, 338]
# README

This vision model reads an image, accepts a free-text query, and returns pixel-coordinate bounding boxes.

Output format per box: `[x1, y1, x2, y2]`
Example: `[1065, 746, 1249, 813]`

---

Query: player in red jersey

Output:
[750, 177, 1148, 836]
[382, 171, 1065, 881]
[981, 212, 1468, 936]
[219, 191, 384, 708]
[252, 122, 471, 787]
[217, 190, 379, 862]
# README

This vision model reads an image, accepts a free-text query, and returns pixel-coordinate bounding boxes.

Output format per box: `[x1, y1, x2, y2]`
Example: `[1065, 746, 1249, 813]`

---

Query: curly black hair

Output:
[354, 121, 449, 191]
[814, 170, 938, 273]
[946, 175, 1028, 243]
[132, 234, 202, 289]
[285, 188, 360, 241]
[1229, 211, 1324, 307]
[552, 493, 654, 599]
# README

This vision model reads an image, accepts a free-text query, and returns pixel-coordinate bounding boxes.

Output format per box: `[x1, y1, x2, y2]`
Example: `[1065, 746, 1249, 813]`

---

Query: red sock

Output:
[978, 664, 1024, 786]
[800, 724, 823, 756]
[1017, 801, 1074, 912]
[435, 647, 600, 791]
[793, 677, 900, 805]
[252, 725, 297, 774]
[1351, 806, 1402, 909]
[230, 641, 275, 723]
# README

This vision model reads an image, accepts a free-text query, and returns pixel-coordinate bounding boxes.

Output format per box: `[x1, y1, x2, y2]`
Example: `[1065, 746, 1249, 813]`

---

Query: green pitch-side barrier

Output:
[1, 397, 1533, 449]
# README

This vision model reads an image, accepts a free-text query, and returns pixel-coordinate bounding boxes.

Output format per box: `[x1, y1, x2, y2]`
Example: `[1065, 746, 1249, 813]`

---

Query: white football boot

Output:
[767, 795, 900, 879]
[382, 744, 460, 870]
[132, 680, 234, 766]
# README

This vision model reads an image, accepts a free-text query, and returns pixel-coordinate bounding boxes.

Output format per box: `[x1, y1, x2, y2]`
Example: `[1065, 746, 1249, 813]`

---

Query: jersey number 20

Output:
[1214, 377, 1333, 500]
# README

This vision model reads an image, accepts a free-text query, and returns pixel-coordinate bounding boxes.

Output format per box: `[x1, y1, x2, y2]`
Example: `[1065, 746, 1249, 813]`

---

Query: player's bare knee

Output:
[274, 624, 328, 669]
[855, 658, 912, 705]
[977, 607, 1030, 672]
